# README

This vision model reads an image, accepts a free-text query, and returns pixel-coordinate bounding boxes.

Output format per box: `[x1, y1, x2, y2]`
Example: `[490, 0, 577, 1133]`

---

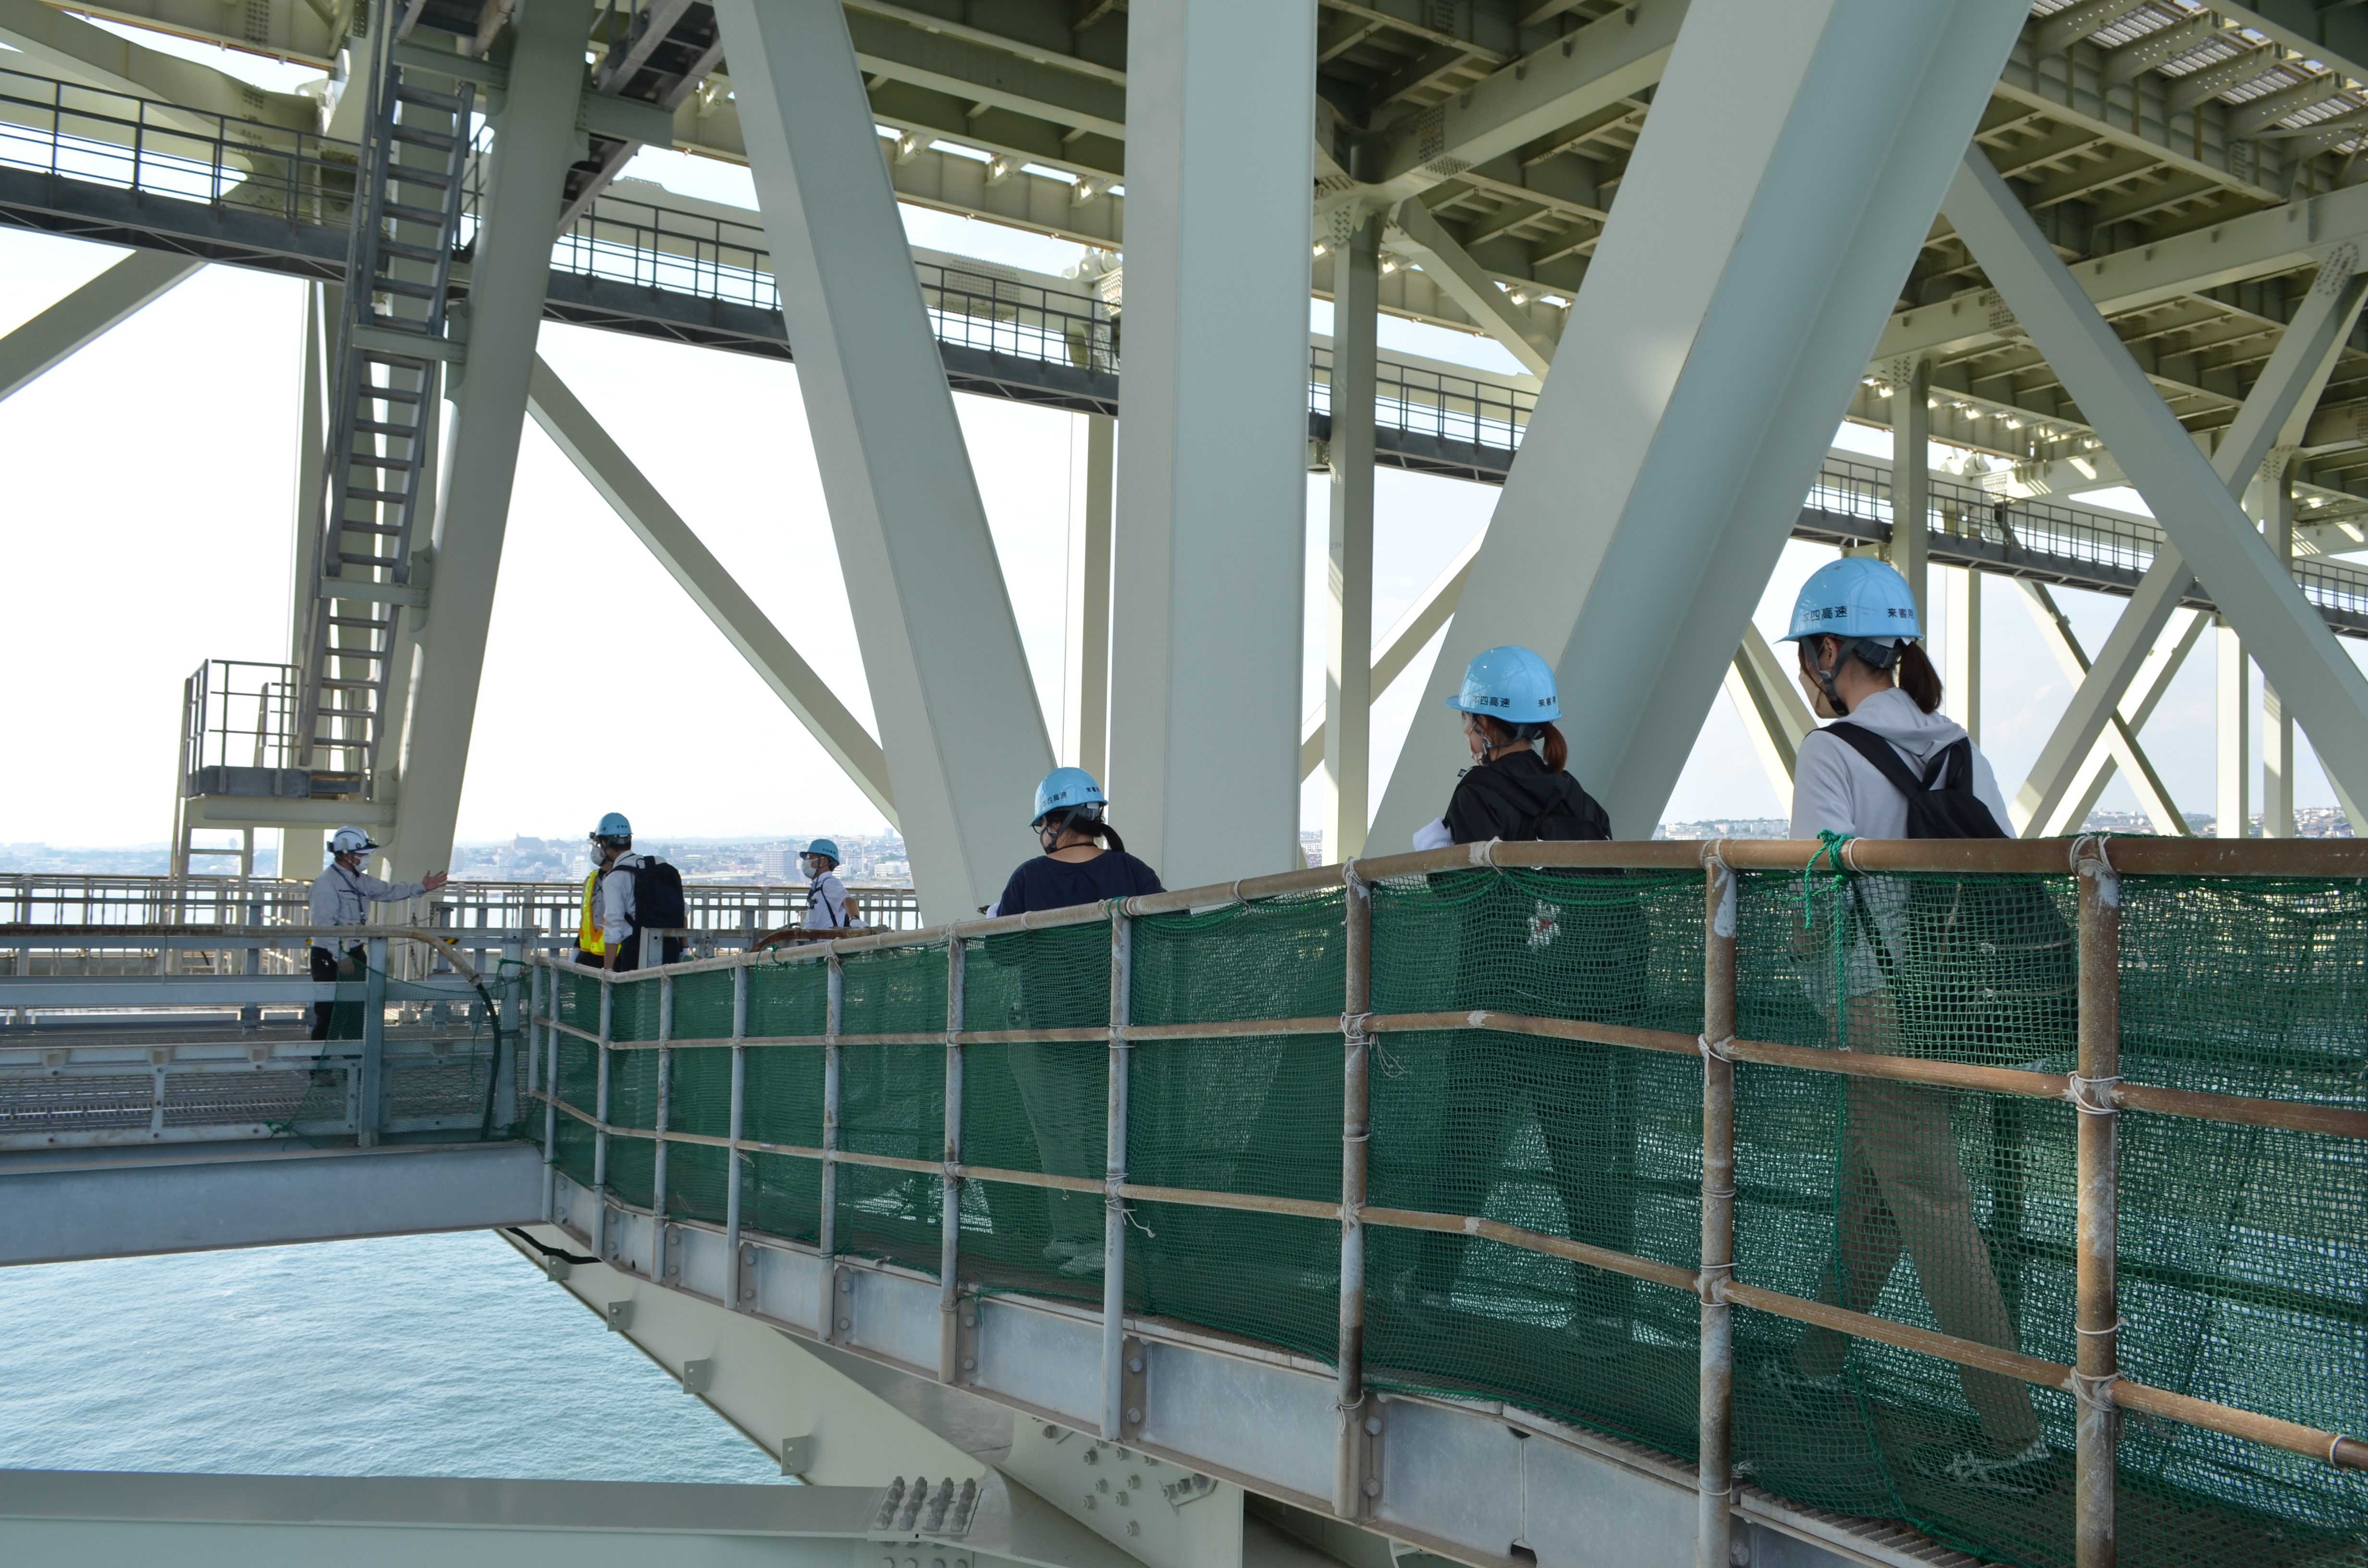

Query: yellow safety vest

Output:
[578, 870, 604, 955]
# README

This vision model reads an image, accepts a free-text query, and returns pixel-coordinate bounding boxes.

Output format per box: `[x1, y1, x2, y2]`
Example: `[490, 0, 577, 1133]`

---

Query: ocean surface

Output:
[0, 1230, 788, 1483]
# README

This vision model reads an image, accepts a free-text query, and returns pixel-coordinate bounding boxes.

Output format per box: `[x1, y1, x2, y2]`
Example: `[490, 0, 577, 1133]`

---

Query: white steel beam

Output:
[1364, 0, 1686, 200]
[1325, 215, 1381, 861]
[1891, 356, 1931, 626]
[2217, 619, 2252, 838]
[1724, 623, 1816, 803]
[1389, 198, 1556, 376]
[2010, 578, 2189, 837]
[716, 0, 1051, 920]
[1370, 0, 2029, 845]
[2054, 609, 2208, 834]
[1107, 0, 1316, 884]
[1062, 413, 1116, 780]
[386, 0, 594, 882]
[1943, 565, 1980, 742]
[1298, 528, 1483, 782]
[0, 0, 316, 126]
[1949, 152, 2368, 818]
[0, 249, 199, 402]
[526, 355, 896, 821]
[2255, 470, 2299, 837]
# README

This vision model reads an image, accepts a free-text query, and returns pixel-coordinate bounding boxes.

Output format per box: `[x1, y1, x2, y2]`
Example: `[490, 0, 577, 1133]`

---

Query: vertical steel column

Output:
[819, 951, 844, 1338]
[652, 971, 675, 1278]
[1100, 905, 1134, 1441]
[940, 930, 967, 1381]
[542, 960, 560, 1223]
[1893, 356, 1932, 628]
[727, 961, 748, 1311]
[358, 933, 388, 1147]
[1697, 849, 1740, 1568]
[593, 975, 615, 1262]
[1333, 866, 1373, 1519]
[2075, 848, 2123, 1568]
[1324, 217, 1381, 864]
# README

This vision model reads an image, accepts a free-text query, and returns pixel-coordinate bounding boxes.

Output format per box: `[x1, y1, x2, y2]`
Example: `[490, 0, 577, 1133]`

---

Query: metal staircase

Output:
[294, 15, 476, 799]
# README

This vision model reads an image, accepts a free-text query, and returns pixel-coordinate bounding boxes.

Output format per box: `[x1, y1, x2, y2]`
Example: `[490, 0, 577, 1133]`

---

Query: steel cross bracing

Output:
[293, 20, 474, 794]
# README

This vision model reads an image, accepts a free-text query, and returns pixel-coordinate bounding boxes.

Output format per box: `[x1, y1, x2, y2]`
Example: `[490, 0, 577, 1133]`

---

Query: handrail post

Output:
[1334, 865, 1373, 1520]
[1100, 903, 1133, 1441]
[497, 932, 525, 1127]
[1697, 847, 1739, 1568]
[819, 949, 844, 1340]
[593, 972, 614, 1262]
[358, 933, 388, 1147]
[538, 958, 557, 1223]
[727, 960, 748, 1311]
[2076, 848, 2123, 1568]
[653, 968, 675, 1280]
[940, 928, 967, 1381]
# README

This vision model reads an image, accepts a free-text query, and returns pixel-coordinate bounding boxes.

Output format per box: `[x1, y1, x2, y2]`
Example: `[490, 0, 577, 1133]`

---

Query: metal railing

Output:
[1310, 343, 1534, 457]
[179, 659, 300, 787]
[1806, 456, 2368, 634]
[0, 876, 925, 978]
[0, 65, 358, 229]
[0, 929, 528, 1150]
[529, 836, 2368, 1568]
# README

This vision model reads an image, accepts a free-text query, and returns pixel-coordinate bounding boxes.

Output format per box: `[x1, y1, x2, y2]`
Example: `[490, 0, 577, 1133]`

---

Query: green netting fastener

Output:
[1800, 830, 1854, 929]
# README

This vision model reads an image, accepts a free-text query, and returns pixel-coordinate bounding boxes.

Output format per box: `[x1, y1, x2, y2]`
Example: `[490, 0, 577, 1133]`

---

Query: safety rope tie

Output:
[2066, 1073, 2123, 1116]
[2074, 1315, 2128, 1337]
[1342, 1011, 1374, 1039]
[2067, 1370, 2123, 1414]
[1698, 1033, 1736, 1064]
[2070, 832, 2118, 877]
[1801, 831, 1854, 931]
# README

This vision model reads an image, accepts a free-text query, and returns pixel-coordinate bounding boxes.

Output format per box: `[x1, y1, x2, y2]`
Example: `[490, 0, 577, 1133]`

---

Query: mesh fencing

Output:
[535, 863, 2368, 1568]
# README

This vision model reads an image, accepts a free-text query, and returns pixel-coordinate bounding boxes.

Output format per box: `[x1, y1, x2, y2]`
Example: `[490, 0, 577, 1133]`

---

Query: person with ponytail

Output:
[1412, 644, 1611, 848]
[988, 767, 1162, 917]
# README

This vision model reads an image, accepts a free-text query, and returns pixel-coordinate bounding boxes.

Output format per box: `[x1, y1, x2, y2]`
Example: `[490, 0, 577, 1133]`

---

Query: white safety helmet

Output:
[330, 826, 380, 858]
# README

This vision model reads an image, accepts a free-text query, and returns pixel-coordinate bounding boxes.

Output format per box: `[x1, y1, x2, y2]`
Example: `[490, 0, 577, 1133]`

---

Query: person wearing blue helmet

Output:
[987, 767, 1162, 917]
[1772, 556, 2047, 1495]
[1411, 644, 1611, 849]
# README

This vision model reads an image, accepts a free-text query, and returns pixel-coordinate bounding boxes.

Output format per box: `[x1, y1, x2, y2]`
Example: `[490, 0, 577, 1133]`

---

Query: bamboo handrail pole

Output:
[726, 963, 748, 1312]
[1724, 1282, 2072, 1386]
[1728, 1038, 2069, 1098]
[1118, 1183, 1341, 1221]
[2112, 1383, 2368, 1471]
[1335, 863, 1373, 1521]
[940, 935, 966, 1383]
[1696, 845, 1739, 1568]
[1102, 906, 1133, 1443]
[2113, 1082, 2368, 1141]
[2075, 848, 2122, 1568]
[1368, 1009, 1701, 1056]
[592, 974, 613, 1261]
[819, 953, 844, 1341]
[651, 970, 675, 1281]
[1359, 1206, 1699, 1293]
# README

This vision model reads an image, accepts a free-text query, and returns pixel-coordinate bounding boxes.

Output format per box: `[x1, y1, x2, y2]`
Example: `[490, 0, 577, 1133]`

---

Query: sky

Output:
[0, 30, 2353, 858]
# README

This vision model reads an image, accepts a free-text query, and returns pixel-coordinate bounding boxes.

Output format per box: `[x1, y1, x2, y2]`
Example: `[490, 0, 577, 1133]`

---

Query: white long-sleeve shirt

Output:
[597, 852, 644, 947]
[308, 862, 430, 951]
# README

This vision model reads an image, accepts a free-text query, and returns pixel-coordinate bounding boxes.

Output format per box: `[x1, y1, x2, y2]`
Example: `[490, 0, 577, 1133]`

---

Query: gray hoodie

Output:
[1789, 686, 2011, 841]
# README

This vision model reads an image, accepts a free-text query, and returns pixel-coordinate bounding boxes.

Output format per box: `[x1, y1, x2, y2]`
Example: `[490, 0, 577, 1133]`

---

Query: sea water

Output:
[0, 1230, 787, 1483]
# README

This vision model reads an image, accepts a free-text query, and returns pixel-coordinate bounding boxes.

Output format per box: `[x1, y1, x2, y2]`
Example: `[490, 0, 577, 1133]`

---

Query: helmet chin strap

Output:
[1813, 639, 1850, 717]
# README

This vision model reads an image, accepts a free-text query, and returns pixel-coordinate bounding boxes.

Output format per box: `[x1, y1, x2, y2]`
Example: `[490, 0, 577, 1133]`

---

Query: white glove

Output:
[1412, 818, 1454, 851]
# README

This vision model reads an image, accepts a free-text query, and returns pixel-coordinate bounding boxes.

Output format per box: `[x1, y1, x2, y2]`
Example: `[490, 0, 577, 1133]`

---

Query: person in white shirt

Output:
[1772, 557, 2048, 1498]
[753, 839, 862, 951]
[588, 814, 645, 972]
[308, 826, 447, 1040]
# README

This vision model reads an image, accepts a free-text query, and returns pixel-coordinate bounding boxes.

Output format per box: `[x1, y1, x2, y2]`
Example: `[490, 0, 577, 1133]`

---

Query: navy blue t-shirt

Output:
[992, 851, 1164, 916]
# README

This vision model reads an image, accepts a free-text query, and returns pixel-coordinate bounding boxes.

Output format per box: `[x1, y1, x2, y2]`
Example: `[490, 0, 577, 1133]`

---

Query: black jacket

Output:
[1443, 749, 1613, 844]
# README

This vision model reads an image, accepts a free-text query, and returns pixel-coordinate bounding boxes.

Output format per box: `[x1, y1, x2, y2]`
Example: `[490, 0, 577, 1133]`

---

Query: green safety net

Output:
[550, 865, 2368, 1568]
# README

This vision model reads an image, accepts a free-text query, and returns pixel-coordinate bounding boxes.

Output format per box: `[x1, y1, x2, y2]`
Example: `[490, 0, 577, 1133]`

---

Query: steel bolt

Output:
[838, 1316, 852, 1330]
[1364, 1478, 1381, 1497]
[1126, 1522, 1141, 1537]
[1124, 1408, 1141, 1424]
[1126, 1356, 1143, 1373]
[1096, 1479, 1109, 1494]
[1364, 1416, 1381, 1435]
[1083, 1496, 1096, 1509]
[960, 1357, 975, 1370]
[840, 1277, 853, 1293]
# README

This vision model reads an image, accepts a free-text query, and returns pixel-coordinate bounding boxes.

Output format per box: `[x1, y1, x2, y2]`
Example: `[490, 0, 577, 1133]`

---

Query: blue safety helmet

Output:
[590, 811, 632, 842]
[1445, 645, 1561, 723]
[1782, 557, 1922, 644]
[802, 839, 841, 866]
[1032, 767, 1107, 826]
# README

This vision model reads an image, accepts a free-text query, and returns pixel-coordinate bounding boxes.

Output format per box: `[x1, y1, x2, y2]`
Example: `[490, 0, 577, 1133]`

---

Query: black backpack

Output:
[609, 858, 688, 972]
[1824, 723, 2077, 1065]
[1456, 762, 1614, 841]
